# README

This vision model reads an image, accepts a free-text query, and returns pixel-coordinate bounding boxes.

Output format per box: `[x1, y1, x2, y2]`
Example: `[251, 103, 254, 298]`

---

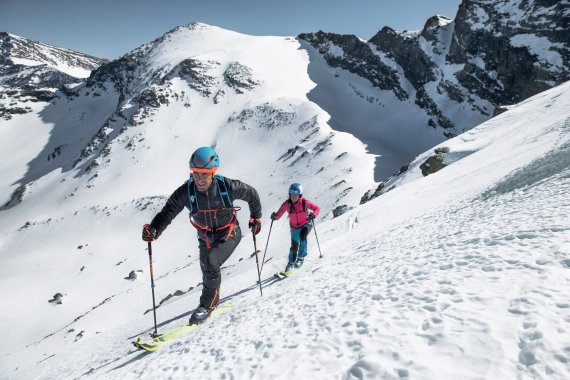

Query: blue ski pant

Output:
[288, 223, 312, 264]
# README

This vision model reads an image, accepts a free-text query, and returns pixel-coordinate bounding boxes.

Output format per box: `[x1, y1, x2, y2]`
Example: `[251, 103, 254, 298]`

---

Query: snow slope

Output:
[2, 71, 569, 380]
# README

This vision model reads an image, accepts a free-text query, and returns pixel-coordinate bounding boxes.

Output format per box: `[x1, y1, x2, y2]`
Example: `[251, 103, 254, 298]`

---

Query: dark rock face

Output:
[86, 55, 139, 103]
[133, 88, 168, 108]
[0, 103, 31, 120]
[415, 87, 455, 133]
[299, 31, 408, 101]
[300, 0, 570, 136]
[421, 15, 453, 44]
[48, 292, 64, 304]
[176, 58, 218, 96]
[448, 0, 569, 105]
[360, 182, 385, 205]
[420, 147, 450, 176]
[370, 26, 436, 89]
[0, 64, 79, 88]
[223, 62, 260, 93]
[368, 24, 461, 131]
[332, 204, 352, 218]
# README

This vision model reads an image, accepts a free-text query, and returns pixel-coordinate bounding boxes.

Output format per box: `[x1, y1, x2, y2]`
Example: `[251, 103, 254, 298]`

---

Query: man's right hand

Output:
[142, 224, 158, 242]
[270, 212, 277, 221]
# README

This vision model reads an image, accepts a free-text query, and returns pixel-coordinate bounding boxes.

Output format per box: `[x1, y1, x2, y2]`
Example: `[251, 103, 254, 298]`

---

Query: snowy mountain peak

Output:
[0, 32, 107, 78]
[0, 33, 107, 121]
[86, 22, 266, 106]
[164, 22, 227, 35]
[422, 15, 453, 33]
[1, 23, 375, 220]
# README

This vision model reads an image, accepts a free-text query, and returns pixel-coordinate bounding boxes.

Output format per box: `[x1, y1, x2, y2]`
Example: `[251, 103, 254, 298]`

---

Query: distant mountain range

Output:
[299, 0, 569, 179]
[1, 0, 568, 188]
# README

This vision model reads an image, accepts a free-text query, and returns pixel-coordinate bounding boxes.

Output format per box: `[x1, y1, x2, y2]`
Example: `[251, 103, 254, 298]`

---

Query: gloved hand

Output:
[248, 217, 262, 235]
[142, 224, 158, 242]
[308, 213, 316, 221]
[270, 212, 277, 221]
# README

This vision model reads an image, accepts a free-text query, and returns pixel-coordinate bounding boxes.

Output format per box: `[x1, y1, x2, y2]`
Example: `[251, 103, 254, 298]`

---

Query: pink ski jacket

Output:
[274, 198, 320, 229]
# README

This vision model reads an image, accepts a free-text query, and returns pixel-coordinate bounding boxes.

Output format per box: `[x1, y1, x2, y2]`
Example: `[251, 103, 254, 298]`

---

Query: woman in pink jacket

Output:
[270, 183, 320, 272]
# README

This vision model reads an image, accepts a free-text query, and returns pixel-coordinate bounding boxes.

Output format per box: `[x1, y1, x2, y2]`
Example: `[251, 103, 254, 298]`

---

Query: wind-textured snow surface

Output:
[2, 65, 569, 379]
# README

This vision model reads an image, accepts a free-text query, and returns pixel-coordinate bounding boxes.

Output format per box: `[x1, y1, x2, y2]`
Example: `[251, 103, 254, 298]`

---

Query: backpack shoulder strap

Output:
[214, 175, 233, 210]
[302, 198, 307, 212]
[187, 178, 198, 214]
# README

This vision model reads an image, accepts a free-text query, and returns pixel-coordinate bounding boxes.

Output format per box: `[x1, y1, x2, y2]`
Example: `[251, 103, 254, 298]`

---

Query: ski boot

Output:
[294, 258, 304, 268]
[189, 305, 211, 325]
[284, 262, 295, 272]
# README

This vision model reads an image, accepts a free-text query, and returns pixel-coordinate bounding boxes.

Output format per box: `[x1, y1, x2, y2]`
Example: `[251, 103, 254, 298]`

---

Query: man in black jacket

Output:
[142, 146, 262, 324]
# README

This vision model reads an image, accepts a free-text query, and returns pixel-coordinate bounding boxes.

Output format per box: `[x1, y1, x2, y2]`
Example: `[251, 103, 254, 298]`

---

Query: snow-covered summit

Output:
[0, 32, 107, 121]
[425, 15, 453, 28]
[0, 32, 106, 78]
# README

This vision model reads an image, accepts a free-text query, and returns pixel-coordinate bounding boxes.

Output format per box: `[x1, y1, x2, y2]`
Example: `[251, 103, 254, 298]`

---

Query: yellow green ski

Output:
[133, 303, 234, 352]
[274, 259, 312, 279]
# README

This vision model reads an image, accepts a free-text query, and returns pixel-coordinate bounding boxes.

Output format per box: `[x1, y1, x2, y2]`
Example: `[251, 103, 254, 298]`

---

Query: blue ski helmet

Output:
[289, 183, 303, 195]
[189, 147, 219, 174]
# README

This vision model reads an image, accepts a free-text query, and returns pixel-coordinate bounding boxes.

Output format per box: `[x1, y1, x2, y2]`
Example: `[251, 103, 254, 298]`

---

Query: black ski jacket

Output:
[150, 176, 262, 243]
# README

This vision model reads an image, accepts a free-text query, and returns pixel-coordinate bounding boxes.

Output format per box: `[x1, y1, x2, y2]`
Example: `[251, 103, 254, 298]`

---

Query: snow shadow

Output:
[298, 40, 445, 181]
[1, 87, 123, 210]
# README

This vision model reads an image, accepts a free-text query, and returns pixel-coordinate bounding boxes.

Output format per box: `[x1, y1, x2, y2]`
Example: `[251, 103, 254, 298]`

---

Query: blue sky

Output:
[1, 0, 461, 59]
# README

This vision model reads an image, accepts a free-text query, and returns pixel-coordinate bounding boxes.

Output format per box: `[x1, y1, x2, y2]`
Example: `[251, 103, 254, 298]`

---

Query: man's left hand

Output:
[248, 217, 262, 235]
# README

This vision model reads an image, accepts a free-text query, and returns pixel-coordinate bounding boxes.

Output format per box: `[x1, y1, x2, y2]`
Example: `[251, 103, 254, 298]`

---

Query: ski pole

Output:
[312, 219, 323, 258]
[252, 233, 263, 296]
[259, 219, 274, 274]
[147, 241, 159, 337]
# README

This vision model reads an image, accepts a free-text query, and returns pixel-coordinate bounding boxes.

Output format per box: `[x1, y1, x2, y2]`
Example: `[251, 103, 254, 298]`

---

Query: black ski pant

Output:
[198, 226, 242, 310]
